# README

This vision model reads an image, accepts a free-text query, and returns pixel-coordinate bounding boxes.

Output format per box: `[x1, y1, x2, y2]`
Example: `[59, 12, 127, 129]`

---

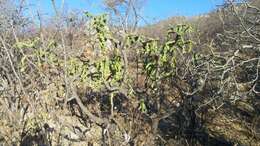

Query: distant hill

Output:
[139, 0, 260, 41]
[138, 12, 223, 43]
[138, 16, 188, 39]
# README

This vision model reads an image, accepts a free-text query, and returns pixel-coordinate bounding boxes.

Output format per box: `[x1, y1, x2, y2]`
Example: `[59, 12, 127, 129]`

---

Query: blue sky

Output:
[27, 0, 224, 24]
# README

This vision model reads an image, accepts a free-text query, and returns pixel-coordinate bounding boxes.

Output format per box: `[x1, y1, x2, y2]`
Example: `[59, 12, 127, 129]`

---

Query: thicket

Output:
[0, 0, 259, 146]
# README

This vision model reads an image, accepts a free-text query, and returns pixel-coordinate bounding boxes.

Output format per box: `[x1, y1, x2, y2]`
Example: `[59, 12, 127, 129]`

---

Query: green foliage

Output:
[15, 38, 61, 73]
[109, 55, 123, 82]
[67, 57, 84, 76]
[125, 24, 193, 91]
[137, 24, 194, 90]
[85, 12, 111, 52]
[20, 55, 28, 72]
[15, 12, 193, 114]
[14, 37, 40, 50]
[167, 24, 193, 53]
[139, 99, 147, 113]
[52, 13, 124, 91]
[85, 13, 124, 89]
[91, 54, 123, 85]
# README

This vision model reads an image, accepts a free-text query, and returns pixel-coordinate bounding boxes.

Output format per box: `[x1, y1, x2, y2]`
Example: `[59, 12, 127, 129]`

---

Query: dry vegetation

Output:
[0, 0, 259, 146]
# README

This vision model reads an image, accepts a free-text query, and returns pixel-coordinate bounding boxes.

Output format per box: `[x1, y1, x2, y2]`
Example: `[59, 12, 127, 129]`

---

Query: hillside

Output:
[0, 0, 259, 146]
